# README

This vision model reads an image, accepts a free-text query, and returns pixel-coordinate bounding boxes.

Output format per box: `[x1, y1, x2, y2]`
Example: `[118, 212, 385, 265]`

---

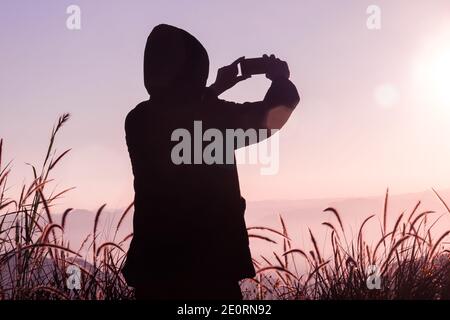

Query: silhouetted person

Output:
[122, 24, 300, 300]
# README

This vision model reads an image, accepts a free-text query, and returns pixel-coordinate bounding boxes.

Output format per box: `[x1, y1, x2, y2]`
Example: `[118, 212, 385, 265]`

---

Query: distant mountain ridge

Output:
[54, 188, 450, 259]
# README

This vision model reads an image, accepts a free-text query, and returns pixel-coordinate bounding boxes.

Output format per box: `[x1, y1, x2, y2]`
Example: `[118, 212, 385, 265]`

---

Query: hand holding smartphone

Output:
[239, 55, 290, 80]
[210, 55, 290, 96]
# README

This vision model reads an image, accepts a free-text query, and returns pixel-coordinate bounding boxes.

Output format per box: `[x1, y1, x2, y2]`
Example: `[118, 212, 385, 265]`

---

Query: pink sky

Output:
[2, 0, 450, 210]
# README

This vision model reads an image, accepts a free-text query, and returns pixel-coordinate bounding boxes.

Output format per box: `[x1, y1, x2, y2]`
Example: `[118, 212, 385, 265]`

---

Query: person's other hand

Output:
[210, 56, 250, 96]
[264, 54, 290, 81]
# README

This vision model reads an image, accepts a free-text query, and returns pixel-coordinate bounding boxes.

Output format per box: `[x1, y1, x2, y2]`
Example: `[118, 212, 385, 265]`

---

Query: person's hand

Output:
[264, 54, 290, 81]
[209, 56, 250, 96]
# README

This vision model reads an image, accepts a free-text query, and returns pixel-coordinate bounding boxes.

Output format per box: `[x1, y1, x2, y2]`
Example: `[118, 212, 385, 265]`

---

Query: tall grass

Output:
[243, 193, 450, 300]
[1, 114, 449, 300]
[0, 114, 133, 299]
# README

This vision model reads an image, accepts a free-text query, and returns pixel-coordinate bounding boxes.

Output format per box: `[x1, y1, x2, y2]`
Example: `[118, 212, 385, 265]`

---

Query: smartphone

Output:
[240, 57, 269, 76]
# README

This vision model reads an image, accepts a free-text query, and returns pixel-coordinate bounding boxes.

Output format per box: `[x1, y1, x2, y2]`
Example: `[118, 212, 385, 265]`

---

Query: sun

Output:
[413, 29, 450, 108]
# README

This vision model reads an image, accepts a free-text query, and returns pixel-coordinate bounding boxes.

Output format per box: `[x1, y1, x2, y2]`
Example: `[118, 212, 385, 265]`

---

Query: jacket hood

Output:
[144, 24, 209, 100]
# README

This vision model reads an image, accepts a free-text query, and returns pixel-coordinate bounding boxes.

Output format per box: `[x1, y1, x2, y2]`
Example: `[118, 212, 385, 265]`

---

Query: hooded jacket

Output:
[122, 24, 299, 287]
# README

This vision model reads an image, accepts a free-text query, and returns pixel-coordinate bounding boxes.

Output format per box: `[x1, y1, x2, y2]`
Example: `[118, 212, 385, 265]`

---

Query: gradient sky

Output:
[2, 0, 450, 210]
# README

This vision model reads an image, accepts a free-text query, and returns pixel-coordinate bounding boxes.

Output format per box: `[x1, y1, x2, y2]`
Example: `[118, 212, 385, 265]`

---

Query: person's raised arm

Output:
[206, 55, 300, 147]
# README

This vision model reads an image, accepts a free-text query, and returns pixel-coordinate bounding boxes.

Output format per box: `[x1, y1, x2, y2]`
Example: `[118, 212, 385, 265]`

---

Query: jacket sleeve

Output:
[205, 77, 300, 148]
